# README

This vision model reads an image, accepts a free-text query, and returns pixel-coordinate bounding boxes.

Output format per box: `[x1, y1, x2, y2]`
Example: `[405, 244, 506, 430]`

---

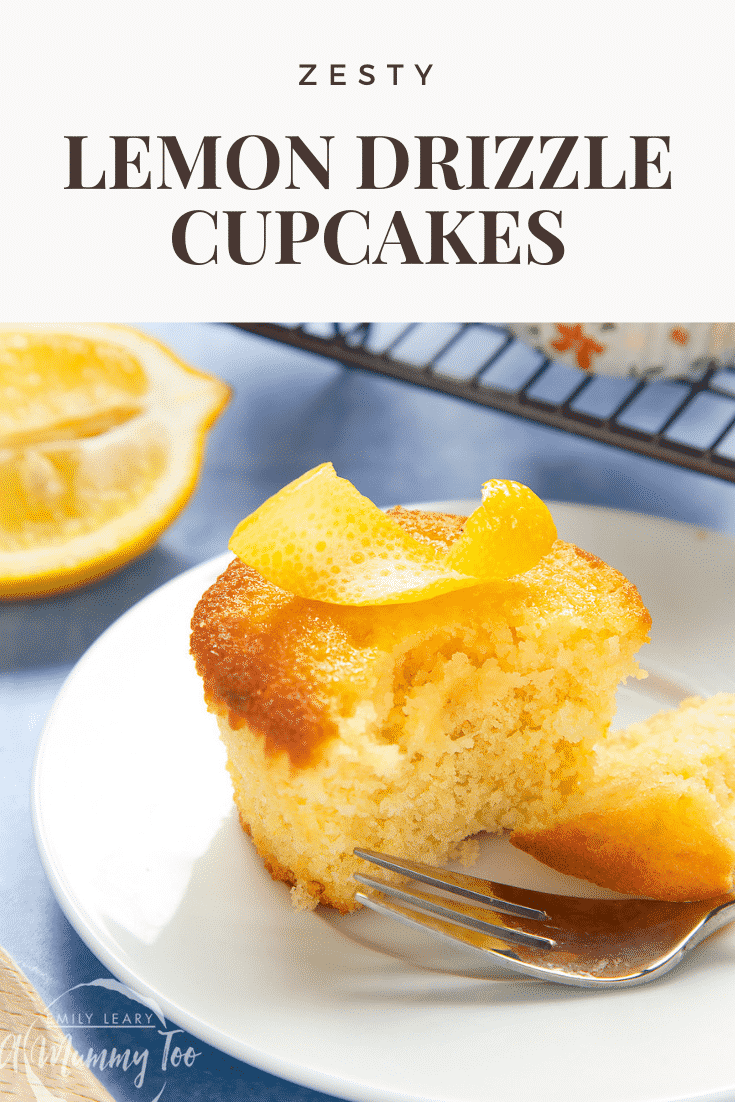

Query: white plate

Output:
[33, 503, 735, 1102]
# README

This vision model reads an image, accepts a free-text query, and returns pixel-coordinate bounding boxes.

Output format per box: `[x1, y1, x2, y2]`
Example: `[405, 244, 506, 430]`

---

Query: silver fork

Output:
[353, 848, 735, 988]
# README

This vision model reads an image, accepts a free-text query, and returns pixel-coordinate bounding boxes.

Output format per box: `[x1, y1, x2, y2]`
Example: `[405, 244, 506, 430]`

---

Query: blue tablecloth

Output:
[3, 322, 735, 1102]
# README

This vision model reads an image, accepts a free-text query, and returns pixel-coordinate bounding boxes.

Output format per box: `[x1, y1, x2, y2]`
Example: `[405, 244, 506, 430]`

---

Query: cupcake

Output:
[190, 466, 651, 912]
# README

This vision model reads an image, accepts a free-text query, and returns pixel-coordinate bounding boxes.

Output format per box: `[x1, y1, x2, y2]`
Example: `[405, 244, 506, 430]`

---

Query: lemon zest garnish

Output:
[229, 463, 556, 605]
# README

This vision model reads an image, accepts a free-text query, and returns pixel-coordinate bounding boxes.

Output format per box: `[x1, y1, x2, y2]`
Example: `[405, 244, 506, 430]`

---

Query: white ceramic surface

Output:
[33, 503, 735, 1102]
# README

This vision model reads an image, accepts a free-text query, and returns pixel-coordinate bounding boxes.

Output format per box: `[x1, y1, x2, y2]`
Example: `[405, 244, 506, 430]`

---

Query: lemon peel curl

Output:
[229, 463, 556, 606]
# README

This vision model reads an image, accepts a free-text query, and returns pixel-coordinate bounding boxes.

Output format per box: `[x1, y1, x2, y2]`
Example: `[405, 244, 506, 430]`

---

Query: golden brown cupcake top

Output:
[190, 509, 650, 767]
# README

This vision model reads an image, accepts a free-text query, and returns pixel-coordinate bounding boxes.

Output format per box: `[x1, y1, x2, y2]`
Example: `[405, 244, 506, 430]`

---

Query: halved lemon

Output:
[0, 324, 230, 599]
[229, 462, 556, 604]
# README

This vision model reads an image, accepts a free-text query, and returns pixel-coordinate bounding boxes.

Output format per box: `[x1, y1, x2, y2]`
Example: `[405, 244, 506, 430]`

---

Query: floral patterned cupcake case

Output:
[508, 324, 735, 378]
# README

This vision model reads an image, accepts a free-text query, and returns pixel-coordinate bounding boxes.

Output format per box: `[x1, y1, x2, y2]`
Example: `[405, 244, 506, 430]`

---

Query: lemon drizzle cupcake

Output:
[190, 466, 650, 912]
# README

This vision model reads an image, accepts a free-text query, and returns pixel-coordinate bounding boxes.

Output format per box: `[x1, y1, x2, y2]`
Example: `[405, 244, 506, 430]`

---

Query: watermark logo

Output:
[1, 977, 201, 1101]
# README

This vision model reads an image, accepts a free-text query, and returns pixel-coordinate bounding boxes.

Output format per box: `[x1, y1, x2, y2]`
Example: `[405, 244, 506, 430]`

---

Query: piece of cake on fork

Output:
[512, 692, 735, 901]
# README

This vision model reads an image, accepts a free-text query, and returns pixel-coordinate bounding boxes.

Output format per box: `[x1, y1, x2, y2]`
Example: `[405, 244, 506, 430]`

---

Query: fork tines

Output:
[353, 848, 556, 951]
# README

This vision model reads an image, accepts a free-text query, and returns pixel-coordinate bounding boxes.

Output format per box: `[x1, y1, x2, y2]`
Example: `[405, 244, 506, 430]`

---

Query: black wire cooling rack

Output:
[231, 323, 735, 485]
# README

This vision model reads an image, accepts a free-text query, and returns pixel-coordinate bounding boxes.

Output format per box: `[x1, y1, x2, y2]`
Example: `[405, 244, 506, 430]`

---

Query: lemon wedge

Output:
[229, 463, 556, 605]
[0, 324, 230, 599]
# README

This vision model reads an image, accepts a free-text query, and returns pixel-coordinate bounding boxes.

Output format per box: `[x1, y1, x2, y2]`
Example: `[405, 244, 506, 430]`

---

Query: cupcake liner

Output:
[507, 324, 735, 378]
